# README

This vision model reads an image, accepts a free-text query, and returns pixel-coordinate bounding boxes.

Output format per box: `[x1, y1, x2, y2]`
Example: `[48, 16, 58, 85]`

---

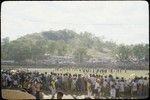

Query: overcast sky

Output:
[1, 1, 149, 44]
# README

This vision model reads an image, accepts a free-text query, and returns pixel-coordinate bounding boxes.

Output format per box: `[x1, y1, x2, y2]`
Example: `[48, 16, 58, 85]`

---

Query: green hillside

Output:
[14, 29, 115, 58]
[1, 29, 149, 69]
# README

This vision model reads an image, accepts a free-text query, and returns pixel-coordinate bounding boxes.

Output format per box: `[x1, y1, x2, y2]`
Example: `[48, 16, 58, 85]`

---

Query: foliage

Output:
[1, 29, 149, 67]
[73, 47, 87, 63]
[114, 44, 132, 61]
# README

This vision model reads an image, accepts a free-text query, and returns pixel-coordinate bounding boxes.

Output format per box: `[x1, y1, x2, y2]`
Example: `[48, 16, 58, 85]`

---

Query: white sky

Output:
[1, 1, 149, 44]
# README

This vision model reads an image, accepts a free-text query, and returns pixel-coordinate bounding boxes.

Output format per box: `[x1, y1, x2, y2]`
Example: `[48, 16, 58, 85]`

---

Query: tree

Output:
[79, 32, 94, 48]
[93, 36, 104, 52]
[104, 41, 117, 50]
[4, 38, 46, 63]
[114, 44, 132, 62]
[73, 47, 87, 63]
[144, 44, 149, 62]
[56, 40, 67, 56]
[2, 37, 10, 45]
[46, 41, 56, 55]
[7, 40, 31, 63]
[1, 37, 10, 59]
[132, 44, 149, 62]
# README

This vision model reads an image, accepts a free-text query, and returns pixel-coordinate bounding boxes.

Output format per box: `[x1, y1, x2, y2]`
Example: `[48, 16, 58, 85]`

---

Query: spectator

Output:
[143, 77, 149, 97]
[119, 79, 125, 98]
[87, 79, 92, 97]
[114, 79, 119, 98]
[131, 80, 138, 98]
[137, 77, 144, 96]
[110, 85, 116, 99]
[1, 68, 149, 99]
[94, 79, 101, 98]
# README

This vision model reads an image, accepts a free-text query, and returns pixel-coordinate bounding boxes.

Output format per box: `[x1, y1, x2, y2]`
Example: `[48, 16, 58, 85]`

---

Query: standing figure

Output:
[110, 85, 116, 99]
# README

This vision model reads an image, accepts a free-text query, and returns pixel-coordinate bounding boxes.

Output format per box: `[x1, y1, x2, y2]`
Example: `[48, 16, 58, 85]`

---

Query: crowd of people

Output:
[1, 68, 149, 99]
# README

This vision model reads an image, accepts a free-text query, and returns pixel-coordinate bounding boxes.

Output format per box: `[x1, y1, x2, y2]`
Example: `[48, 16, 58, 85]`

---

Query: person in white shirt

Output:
[90, 75, 96, 95]
[119, 79, 125, 98]
[103, 79, 108, 88]
[94, 79, 101, 98]
[131, 80, 137, 97]
[109, 80, 114, 88]
[110, 85, 116, 99]
[115, 80, 120, 98]
[125, 79, 132, 98]
[90, 75, 96, 85]
[138, 78, 144, 85]
[13, 79, 18, 88]
[87, 79, 92, 97]
[94, 80, 99, 89]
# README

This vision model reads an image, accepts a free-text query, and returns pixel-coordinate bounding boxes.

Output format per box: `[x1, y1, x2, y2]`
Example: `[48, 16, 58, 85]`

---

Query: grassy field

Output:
[2, 66, 149, 79]
[53, 68, 149, 79]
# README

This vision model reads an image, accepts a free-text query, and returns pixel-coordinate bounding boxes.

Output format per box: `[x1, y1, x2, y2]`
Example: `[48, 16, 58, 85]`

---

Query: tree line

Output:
[1, 29, 149, 69]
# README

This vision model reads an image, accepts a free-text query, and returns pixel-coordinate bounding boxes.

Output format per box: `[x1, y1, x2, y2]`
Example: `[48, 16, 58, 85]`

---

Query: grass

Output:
[2, 66, 149, 79]
[53, 68, 149, 79]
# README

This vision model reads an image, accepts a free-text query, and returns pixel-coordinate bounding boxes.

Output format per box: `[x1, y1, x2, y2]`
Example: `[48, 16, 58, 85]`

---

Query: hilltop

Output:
[1, 29, 149, 69]
[16, 29, 116, 58]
